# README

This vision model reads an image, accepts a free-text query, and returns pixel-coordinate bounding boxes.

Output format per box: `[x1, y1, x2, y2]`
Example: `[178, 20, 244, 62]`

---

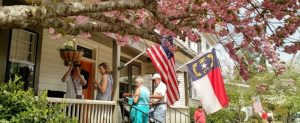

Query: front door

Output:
[81, 60, 93, 99]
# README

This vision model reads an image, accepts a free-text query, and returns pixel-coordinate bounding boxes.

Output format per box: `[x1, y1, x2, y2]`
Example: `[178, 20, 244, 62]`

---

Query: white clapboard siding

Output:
[39, 34, 69, 92]
[39, 31, 113, 94]
[172, 72, 186, 107]
[189, 99, 201, 107]
[165, 72, 190, 123]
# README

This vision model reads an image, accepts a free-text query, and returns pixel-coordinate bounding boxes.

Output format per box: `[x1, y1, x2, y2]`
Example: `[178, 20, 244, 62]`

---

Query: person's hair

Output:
[135, 76, 144, 84]
[98, 62, 112, 74]
[198, 105, 203, 109]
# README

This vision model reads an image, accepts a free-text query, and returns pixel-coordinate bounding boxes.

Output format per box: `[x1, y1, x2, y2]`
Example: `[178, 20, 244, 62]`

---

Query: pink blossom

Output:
[243, 26, 257, 38]
[116, 35, 130, 47]
[218, 29, 229, 37]
[241, 41, 249, 48]
[77, 32, 91, 39]
[186, 30, 200, 42]
[201, 2, 210, 8]
[257, 65, 266, 72]
[275, 11, 285, 20]
[48, 28, 55, 34]
[75, 15, 90, 25]
[132, 36, 141, 42]
[284, 44, 300, 54]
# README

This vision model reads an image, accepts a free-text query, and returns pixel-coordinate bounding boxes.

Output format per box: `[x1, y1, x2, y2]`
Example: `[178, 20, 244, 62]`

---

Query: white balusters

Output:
[47, 97, 116, 123]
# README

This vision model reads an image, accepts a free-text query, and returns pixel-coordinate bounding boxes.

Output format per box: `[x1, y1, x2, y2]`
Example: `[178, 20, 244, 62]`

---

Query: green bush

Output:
[190, 107, 242, 123]
[0, 76, 76, 123]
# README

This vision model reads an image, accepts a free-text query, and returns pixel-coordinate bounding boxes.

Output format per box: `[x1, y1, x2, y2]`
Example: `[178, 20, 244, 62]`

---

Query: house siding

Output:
[38, 31, 114, 94]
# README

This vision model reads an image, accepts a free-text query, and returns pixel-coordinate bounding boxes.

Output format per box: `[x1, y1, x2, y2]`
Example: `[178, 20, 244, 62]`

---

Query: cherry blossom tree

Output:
[0, 0, 299, 80]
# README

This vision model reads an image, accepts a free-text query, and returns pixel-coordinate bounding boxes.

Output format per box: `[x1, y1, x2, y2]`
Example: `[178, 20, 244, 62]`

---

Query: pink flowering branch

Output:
[144, 0, 184, 38]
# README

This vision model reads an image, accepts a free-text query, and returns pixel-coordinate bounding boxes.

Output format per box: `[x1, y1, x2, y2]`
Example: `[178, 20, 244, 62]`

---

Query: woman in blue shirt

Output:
[123, 76, 150, 123]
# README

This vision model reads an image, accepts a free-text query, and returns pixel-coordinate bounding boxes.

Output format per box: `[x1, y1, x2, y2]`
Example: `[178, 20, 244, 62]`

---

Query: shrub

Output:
[189, 107, 242, 123]
[0, 76, 76, 123]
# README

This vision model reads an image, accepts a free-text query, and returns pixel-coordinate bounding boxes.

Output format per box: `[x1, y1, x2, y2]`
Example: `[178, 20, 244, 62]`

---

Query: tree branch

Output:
[168, 13, 193, 21]
[43, 19, 161, 43]
[86, 13, 160, 37]
[0, 0, 144, 28]
[144, 0, 183, 38]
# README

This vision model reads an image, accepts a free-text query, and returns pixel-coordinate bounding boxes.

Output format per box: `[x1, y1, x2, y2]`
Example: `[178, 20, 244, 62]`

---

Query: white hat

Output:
[152, 73, 161, 79]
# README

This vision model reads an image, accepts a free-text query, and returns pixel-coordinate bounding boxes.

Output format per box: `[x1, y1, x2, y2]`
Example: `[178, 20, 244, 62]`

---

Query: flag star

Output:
[201, 63, 207, 69]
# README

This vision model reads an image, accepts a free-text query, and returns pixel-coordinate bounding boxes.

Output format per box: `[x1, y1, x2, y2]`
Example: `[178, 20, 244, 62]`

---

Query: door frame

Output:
[76, 38, 99, 99]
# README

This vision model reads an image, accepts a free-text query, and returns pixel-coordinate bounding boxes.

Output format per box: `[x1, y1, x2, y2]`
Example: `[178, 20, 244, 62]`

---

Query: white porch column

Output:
[112, 40, 120, 123]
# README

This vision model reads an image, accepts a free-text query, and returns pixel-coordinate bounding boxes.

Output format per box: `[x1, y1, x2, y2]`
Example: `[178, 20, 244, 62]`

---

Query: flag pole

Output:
[118, 50, 147, 70]
[175, 47, 214, 72]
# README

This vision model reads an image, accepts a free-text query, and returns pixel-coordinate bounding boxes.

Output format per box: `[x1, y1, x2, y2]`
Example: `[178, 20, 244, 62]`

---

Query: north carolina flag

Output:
[187, 48, 228, 114]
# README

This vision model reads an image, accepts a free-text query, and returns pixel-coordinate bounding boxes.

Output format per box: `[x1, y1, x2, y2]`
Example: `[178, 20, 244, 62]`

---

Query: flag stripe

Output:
[146, 47, 175, 104]
[151, 46, 179, 103]
[192, 75, 223, 114]
[146, 45, 179, 105]
[154, 46, 179, 97]
[148, 46, 177, 104]
[155, 45, 179, 103]
[207, 67, 229, 107]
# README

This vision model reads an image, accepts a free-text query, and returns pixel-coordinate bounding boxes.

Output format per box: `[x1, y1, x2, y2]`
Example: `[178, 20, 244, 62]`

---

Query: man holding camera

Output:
[62, 62, 87, 99]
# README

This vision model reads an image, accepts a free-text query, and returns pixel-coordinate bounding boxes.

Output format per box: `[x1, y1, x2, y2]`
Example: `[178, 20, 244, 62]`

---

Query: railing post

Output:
[112, 40, 120, 123]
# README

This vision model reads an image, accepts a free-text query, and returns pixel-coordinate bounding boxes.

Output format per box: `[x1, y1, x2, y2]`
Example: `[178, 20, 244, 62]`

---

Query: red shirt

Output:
[262, 112, 268, 119]
[194, 109, 206, 123]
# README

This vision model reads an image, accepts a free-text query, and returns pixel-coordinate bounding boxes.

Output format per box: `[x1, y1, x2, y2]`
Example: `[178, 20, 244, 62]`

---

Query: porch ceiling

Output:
[90, 32, 150, 63]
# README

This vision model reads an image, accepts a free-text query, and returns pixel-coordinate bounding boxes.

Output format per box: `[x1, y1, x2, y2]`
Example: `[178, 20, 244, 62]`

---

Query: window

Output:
[77, 45, 93, 59]
[131, 65, 140, 85]
[120, 61, 129, 94]
[119, 61, 141, 93]
[9, 29, 36, 63]
[7, 29, 38, 90]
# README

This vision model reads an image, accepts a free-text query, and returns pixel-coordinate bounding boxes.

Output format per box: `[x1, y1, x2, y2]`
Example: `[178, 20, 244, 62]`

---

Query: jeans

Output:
[149, 104, 166, 123]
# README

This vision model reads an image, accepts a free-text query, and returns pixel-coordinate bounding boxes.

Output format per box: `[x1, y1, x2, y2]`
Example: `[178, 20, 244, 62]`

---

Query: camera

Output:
[73, 61, 81, 67]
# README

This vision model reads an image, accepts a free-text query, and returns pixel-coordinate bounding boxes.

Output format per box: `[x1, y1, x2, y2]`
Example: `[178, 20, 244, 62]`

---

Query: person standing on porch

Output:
[61, 63, 87, 99]
[194, 105, 206, 123]
[149, 73, 167, 123]
[94, 62, 113, 101]
[123, 76, 150, 123]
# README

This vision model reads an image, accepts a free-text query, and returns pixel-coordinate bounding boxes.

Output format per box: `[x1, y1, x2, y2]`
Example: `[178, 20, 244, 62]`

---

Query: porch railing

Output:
[47, 97, 116, 123]
[167, 105, 193, 123]
[118, 99, 162, 123]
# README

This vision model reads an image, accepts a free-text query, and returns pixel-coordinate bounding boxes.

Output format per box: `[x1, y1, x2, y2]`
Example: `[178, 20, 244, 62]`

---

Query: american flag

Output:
[253, 96, 263, 113]
[146, 44, 179, 105]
